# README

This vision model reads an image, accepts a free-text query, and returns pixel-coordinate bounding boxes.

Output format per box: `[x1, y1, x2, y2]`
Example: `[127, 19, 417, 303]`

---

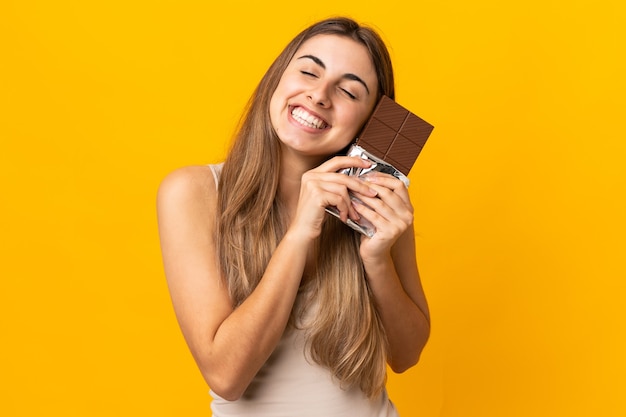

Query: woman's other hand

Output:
[351, 172, 414, 261]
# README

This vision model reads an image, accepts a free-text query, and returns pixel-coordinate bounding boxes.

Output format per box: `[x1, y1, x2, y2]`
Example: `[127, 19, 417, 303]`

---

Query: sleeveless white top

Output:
[208, 163, 399, 417]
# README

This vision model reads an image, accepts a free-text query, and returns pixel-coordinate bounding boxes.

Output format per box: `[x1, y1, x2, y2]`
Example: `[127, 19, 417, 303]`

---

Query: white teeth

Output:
[291, 107, 328, 129]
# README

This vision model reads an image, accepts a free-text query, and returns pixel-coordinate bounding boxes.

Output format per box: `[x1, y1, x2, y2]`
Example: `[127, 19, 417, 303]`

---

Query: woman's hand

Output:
[289, 156, 379, 240]
[351, 172, 414, 261]
[350, 172, 430, 373]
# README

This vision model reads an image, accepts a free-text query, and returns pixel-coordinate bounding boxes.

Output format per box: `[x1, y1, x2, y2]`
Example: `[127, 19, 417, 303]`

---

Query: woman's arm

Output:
[352, 173, 431, 372]
[157, 166, 310, 400]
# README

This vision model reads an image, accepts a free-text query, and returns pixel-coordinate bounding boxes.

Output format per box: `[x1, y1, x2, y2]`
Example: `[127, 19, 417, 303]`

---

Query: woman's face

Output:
[269, 34, 379, 160]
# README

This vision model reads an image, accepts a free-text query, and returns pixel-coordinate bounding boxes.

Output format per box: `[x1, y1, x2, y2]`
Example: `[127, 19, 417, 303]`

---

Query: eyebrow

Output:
[297, 54, 371, 95]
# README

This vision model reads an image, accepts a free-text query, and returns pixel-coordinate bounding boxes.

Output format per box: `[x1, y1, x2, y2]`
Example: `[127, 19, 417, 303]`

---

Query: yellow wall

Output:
[2, 0, 625, 415]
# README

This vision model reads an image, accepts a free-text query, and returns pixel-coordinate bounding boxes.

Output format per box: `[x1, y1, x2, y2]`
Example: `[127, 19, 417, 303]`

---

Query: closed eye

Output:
[340, 88, 356, 99]
[300, 70, 317, 77]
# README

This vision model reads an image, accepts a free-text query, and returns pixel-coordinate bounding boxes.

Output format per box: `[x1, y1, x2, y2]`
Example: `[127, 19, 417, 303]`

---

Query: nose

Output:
[307, 83, 331, 108]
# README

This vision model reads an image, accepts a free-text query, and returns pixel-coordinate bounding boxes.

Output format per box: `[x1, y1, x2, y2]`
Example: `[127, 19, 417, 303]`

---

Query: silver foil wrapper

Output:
[325, 144, 410, 237]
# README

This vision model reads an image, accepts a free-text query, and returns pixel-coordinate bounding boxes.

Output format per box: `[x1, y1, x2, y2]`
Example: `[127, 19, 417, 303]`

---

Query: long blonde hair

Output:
[217, 17, 395, 398]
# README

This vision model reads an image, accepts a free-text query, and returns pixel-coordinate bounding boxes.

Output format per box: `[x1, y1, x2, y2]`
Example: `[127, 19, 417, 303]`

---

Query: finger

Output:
[313, 156, 373, 173]
[325, 184, 363, 222]
[326, 193, 358, 223]
[306, 171, 379, 198]
[352, 199, 410, 240]
[304, 178, 361, 222]
[362, 173, 411, 204]
[362, 171, 406, 189]
[353, 190, 413, 226]
[357, 184, 409, 214]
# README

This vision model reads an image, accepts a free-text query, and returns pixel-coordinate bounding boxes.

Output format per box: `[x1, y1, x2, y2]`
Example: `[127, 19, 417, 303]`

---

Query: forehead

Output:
[291, 34, 376, 77]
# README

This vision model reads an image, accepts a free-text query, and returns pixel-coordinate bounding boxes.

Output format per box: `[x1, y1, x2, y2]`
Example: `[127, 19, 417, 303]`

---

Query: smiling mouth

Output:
[291, 107, 329, 129]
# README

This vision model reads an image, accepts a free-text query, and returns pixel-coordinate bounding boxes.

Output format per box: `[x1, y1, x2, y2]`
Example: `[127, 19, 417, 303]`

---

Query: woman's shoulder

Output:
[157, 165, 221, 220]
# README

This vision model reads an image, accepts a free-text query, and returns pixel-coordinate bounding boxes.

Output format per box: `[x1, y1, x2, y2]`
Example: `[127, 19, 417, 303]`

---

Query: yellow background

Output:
[2, 0, 625, 415]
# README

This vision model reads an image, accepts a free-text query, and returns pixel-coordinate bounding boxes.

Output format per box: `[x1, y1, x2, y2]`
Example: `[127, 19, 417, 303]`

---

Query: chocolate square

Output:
[356, 96, 434, 175]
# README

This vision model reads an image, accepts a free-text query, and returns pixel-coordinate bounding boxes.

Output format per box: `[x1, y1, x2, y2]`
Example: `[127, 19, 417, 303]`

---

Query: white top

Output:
[207, 163, 399, 417]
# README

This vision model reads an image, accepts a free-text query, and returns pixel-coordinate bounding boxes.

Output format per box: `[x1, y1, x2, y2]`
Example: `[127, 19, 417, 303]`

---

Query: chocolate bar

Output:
[325, 96, 434, 237]
[356, 95, 434, 176]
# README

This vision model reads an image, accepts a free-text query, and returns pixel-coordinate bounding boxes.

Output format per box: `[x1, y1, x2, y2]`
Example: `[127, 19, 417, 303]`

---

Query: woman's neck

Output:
[277, 148, 327, 217]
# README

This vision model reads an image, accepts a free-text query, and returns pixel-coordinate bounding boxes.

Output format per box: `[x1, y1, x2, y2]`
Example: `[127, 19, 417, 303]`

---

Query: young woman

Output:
[157, 17, 430, 416]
